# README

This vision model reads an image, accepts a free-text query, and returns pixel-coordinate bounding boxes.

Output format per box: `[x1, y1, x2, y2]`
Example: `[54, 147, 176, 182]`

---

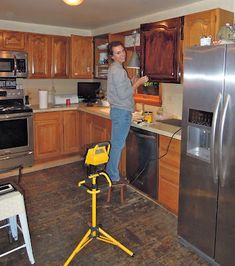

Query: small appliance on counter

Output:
[77, 82, 101, 105]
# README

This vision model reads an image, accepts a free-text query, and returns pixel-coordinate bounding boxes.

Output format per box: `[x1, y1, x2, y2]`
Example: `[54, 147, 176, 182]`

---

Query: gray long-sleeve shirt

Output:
[107, 62, 134, 112]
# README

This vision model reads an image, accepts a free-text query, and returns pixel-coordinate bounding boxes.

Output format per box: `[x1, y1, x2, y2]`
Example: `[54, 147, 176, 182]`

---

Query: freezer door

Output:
[178, 45, 226, 258]
[215, 43, 235, 266]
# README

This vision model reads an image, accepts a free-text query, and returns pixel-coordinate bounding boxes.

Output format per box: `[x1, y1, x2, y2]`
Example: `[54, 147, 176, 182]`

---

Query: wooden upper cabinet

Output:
[51, 36, 69, 78]
[140, 17, 183, 84]
[184, 8, 234, 48]
[0, 31, 26, 50]
[27, 33, 52, 78]
[70, 35, 93, 79]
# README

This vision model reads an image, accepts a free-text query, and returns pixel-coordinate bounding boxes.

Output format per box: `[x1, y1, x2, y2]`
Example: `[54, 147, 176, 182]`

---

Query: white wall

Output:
[0, 20, 91, 36]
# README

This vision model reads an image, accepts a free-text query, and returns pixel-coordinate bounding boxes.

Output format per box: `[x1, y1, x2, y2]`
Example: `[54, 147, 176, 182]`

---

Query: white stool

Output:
[0, 191, 35, 264]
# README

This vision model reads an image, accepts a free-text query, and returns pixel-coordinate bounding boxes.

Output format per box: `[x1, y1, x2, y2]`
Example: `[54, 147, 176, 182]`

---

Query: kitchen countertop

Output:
[32, 104, 181, 140]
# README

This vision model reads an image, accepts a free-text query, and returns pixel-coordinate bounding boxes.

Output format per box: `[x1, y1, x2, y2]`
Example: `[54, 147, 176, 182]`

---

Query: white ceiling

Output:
[0, 0, 204, 30]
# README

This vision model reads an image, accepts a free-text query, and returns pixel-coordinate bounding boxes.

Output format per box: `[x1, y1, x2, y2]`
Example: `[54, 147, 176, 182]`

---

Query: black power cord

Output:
[158, 127, 182, 159]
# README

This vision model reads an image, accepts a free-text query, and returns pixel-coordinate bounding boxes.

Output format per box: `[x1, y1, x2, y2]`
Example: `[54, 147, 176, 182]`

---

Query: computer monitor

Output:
[77, 82, 101, 103]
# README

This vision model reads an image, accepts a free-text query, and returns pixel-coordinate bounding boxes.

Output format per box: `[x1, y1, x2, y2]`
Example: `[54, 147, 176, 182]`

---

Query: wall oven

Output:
[0, 51, 28, 78]
[0, 89, 33, 169]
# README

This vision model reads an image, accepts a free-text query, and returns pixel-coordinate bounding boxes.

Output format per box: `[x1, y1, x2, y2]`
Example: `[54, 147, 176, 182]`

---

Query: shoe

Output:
[112, 178, 128, 186]
[119, 175, 128, 184]
[112, 179, 123, 186]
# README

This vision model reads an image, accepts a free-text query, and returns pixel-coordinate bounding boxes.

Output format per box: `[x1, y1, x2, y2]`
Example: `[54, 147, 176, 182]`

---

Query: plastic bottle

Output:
[49, 86, 56, 105]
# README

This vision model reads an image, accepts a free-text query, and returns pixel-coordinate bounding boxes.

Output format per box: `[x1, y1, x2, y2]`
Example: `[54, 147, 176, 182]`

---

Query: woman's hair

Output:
[108, 41, 124, 56]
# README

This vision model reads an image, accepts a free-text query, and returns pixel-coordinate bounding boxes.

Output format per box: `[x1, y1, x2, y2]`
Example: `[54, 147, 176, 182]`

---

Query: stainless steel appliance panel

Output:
[0, 51, 27, 78]
[0, 89, 33, 168]
[178, 45, 226, 258]
[126, 127, 158, 199]
[183, 45, 225, 113]
[215, 43, 235, 266]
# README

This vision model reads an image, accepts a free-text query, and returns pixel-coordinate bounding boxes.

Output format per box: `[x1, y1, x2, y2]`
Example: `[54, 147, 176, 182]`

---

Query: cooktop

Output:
[159, 119, 182, 127]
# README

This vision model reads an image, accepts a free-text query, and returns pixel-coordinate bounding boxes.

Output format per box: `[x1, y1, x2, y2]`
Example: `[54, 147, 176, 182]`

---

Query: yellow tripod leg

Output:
[98, 227, 134, 257]
[64, 229, 92, 266]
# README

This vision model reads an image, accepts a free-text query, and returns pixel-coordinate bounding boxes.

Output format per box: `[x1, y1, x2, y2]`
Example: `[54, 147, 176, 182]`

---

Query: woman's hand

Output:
[132, 75, 149, 93]
[138, 75, 149, 85]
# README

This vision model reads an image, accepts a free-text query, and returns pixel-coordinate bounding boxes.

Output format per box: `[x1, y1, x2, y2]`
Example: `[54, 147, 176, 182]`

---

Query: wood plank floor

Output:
[0, 162, 209, 266]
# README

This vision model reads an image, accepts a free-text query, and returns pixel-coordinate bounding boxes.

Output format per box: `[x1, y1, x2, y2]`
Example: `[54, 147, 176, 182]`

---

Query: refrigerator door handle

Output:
[219, 94, 230, 187]
[211, 93, 222, 184]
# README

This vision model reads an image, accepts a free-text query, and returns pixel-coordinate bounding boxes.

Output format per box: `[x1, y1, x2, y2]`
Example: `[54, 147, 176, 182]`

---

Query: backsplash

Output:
[17, 78, 183, 119]
[161, 83, 183, 119]
[17, 79, 107, 105]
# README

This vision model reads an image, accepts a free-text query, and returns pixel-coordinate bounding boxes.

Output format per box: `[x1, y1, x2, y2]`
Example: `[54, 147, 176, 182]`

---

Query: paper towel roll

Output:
[39, 90, 48, 109]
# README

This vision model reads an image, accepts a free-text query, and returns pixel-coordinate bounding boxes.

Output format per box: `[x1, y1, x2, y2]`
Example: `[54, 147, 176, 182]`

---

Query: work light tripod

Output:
[64, 142, 134, 265]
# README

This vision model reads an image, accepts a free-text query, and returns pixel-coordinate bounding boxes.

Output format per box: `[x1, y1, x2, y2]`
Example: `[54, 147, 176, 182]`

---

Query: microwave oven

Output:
[0, 51, 28, 78]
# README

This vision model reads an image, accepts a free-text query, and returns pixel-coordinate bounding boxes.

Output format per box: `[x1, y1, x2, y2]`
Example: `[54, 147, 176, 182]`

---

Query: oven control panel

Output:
[0, 89, 24, 99]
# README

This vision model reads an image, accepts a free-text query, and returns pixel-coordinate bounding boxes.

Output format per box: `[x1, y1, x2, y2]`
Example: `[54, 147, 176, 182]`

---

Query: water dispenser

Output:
[187, 109, 213, 162]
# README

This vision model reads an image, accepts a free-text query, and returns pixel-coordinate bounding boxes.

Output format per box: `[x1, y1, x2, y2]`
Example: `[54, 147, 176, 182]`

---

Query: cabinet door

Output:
[94, 35, 109, 79]
[34, 112, 62, 161]
[140, 17, 183, 83]
[51, 36, 69, 78]
[0, 31, 25, 50]
[70, 35, 93, 78]
[63, 111, 80, 154]
[158, 135, 181, 214]
[80, 112, 93, 154]
[184, 9, 234, 48]
[91, 115, 109, 144]
[27, 34, 51, 78]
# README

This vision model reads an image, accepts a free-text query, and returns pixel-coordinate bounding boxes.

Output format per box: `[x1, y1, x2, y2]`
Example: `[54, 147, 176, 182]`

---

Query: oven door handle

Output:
[0, 151, 33, 161]
[0, 112, 32, 120]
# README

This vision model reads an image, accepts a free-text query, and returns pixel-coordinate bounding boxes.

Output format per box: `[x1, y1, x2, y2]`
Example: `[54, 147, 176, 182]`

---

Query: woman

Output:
[106, 41, 148, 183]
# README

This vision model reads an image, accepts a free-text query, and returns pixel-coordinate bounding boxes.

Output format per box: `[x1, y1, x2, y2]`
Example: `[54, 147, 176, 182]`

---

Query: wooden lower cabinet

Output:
[158, 135, 181, 214]
[79, 112, 126, 176]
[63, 111, 80, 154]
[34, 111, 80, 162]
[34, 112, 62, 161]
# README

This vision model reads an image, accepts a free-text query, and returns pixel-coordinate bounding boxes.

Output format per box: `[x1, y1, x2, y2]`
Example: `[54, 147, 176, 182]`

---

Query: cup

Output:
[66, 99, 71, 106]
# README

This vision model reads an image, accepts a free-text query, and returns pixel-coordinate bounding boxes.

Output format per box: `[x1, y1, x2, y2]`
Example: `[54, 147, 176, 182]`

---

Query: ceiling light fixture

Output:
[63, 0, 84, 6]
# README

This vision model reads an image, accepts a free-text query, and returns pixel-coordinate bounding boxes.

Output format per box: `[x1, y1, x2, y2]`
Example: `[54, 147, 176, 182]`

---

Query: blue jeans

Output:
[106, 107, 132, 181]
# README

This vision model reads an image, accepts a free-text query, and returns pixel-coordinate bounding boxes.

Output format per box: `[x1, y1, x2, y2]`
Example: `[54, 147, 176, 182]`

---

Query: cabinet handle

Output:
[87, 66, 90, 72]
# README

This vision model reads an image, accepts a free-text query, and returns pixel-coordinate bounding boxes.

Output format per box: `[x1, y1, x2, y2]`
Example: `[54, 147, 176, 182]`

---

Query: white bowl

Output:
[97, 43, 108, 50]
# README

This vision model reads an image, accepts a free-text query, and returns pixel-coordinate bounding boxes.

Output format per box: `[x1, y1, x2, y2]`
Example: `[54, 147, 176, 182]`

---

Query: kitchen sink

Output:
[159, 119, 182, 127]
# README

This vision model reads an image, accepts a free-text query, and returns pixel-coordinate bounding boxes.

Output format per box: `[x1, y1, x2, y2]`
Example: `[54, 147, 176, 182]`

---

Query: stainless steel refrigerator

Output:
[178, 44, 235, 266]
